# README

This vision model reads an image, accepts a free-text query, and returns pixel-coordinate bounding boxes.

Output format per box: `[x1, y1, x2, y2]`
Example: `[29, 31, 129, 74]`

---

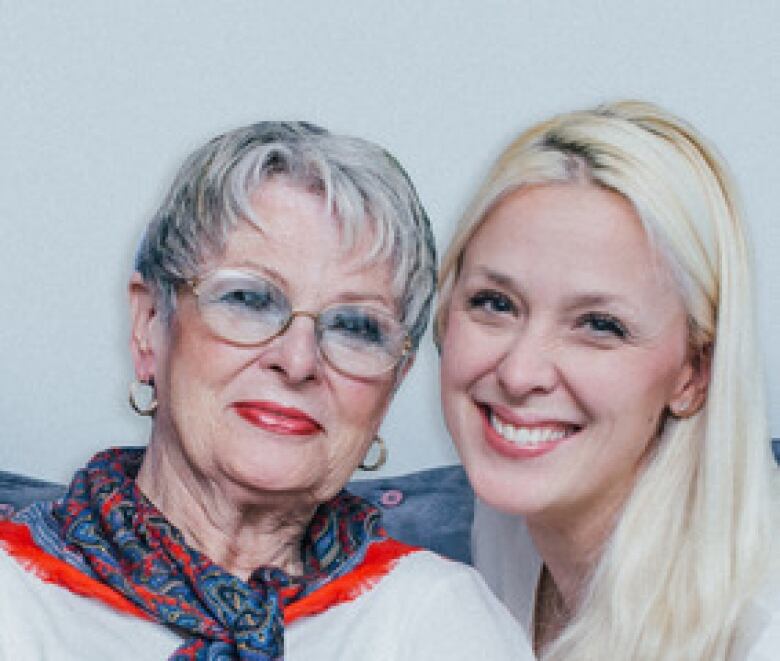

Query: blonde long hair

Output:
[436, 101, 775, 659]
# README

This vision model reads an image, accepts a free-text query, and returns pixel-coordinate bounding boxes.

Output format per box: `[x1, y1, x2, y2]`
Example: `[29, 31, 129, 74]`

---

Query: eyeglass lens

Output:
[192, 270, 407, 376]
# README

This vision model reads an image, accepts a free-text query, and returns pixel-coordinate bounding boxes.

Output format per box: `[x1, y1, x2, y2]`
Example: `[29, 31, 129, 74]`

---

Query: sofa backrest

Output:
[2, 439, 778, 563]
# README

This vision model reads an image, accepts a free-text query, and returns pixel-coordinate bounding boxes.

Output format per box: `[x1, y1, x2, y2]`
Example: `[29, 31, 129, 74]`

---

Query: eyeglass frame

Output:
[177, 269, 413, 378]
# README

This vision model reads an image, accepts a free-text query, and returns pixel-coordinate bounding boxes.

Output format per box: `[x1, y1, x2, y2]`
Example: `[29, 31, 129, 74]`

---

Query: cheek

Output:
[566, 350, 682, 432]
[160, 328, 254, 452]
[440, 314, 498, 392]
[330, 377, 394, 438]
[439, 318, 502, 451]
[168, 338, 241, 404]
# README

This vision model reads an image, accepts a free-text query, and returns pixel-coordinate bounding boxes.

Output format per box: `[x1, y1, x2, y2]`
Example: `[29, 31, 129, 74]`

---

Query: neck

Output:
[136, 437, 316, 581]
[533, 565, 570, 655]
[526, 496, 621, 617]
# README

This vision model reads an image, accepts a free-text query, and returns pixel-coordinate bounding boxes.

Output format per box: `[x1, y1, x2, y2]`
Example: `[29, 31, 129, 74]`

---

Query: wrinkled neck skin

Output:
[136, 436, 316, 582]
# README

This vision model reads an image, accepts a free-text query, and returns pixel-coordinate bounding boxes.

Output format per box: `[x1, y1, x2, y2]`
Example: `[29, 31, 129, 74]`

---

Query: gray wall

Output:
[2, 1, 778, 482]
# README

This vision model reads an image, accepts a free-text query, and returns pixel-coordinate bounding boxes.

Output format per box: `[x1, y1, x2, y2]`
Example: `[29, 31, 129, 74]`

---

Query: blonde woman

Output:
[436, 101, 779, 658]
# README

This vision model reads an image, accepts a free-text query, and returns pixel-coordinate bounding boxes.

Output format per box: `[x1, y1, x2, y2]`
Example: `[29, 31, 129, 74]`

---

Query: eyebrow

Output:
[226, 260, 396, 312]
[473, 267, 638, 315]
[475, 267, 524, 295]
[338, 291, 397, 312]
[227, 259, 287, 284]
[562, 292, 635, 312]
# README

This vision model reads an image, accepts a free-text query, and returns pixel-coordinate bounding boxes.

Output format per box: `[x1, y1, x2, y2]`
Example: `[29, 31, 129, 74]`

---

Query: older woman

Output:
[436, 101, 779, 658]
[0, 122, 530, 659]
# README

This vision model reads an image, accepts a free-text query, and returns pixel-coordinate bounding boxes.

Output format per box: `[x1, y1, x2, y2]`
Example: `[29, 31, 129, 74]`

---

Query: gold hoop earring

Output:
[359, 435, 387, 471]
[129, 379, 157, 417]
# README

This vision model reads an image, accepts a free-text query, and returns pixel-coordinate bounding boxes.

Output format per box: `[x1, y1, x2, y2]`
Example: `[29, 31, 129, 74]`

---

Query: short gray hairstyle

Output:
[134, 121, 436, 349]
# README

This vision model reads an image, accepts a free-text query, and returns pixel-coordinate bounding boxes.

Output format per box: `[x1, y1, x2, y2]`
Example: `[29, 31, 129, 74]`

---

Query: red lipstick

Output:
[233, 401, 321, 436]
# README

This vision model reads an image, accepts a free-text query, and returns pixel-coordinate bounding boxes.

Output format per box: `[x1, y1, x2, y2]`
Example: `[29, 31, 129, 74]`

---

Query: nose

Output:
[494, 326, 560, 399]
[258, 312, 321, 384]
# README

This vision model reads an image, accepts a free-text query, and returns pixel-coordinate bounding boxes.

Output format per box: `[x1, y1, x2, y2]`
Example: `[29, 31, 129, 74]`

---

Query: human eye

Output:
[577, 312, 628, 339]
[325, 307, 390, 347]
[219, 286, 273, 311]
[200, 274, 285, 315]
[466, 289, 517, 316]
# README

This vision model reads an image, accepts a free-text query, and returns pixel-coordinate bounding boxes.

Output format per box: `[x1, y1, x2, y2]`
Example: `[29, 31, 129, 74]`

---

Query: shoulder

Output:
[367, 550, 534, 659]
[736, 576, 780, 660]
[388, 547, 487, 589]
[472, 499, 540, 631]
[0, 545, 80, 655]
[288, 548, 533, 660]
[377, 547, 489, 601]
[0, 544, 180, 660]
[0, 541, 38, 590]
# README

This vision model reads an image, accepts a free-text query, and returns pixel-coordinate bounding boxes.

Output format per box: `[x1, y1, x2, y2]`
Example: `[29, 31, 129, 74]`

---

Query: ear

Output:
[129, 273, 163, 383]
[668, 343, 712, 418]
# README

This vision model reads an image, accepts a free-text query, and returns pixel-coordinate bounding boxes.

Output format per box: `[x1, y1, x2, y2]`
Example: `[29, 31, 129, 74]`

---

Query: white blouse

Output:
[472, 498, 780, 659]
[0, 545, 533, 660]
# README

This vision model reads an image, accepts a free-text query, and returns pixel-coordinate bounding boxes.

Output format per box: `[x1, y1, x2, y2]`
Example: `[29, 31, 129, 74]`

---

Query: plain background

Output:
[1, 1, 778, 482]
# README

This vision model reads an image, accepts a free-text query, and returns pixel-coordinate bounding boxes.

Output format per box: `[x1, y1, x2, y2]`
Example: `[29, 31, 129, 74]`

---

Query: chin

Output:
[228, 474, 323, 507]
[218, 453, 317, 496]
[477, 486, 548, 517]
[464, 457, 555, 516]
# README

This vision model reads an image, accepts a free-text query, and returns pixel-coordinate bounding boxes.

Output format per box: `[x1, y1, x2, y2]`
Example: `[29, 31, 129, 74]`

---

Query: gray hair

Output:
[134, 121, 436, 349]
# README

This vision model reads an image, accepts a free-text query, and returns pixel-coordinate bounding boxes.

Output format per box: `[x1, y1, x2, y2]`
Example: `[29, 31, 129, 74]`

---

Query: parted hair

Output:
[436, 101, 775, 659]
[135, 121, 436, 350]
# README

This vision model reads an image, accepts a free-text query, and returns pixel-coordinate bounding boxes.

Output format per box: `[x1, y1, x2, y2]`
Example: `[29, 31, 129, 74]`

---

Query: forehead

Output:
[218, 179, 396, 301]
[464, 183, 679, 302]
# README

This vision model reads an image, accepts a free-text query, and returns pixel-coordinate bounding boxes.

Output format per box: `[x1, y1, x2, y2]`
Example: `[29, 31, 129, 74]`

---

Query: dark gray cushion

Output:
[0, 471, 65, 510]
[350, 465, 474, 563]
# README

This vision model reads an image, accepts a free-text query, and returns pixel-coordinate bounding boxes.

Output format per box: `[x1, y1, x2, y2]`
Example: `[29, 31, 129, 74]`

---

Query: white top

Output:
[472, 498, 780, 660]
[0, 546, 532, 660]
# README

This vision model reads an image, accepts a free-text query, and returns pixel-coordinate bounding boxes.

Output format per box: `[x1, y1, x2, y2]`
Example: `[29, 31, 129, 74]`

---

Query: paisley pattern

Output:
[51, 448, 386, 660]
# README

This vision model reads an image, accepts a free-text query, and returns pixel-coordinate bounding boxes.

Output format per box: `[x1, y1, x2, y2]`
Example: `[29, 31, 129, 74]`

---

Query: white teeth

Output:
[489, 411, 570, 446]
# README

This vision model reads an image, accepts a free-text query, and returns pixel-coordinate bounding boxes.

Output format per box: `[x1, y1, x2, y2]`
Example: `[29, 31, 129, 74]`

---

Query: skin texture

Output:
[130, 177, 406, 579]
[440, 182, 708, 618]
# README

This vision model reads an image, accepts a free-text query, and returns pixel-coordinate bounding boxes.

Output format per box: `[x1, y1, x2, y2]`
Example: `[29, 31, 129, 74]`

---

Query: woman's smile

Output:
[479, 403, 580, 459]
[440, 182, 695, 520]
[232, 400, 322, 436]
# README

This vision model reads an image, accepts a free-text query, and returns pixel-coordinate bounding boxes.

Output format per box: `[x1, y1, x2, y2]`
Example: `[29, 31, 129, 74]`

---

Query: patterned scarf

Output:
[51, 448, 385, 660]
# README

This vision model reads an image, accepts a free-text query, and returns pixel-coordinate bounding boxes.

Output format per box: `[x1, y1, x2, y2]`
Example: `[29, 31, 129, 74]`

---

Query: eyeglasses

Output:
[183, 269, 411, 378]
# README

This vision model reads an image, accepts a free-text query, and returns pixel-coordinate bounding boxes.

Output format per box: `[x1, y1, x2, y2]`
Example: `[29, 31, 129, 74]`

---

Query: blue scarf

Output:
[51, 447, 385, 660]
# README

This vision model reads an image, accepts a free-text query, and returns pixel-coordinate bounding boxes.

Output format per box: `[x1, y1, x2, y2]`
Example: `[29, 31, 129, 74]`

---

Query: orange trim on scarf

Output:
[0, 520, 419, 626]
[0, 520, 151, 620]
[284, 538, 420, 625]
